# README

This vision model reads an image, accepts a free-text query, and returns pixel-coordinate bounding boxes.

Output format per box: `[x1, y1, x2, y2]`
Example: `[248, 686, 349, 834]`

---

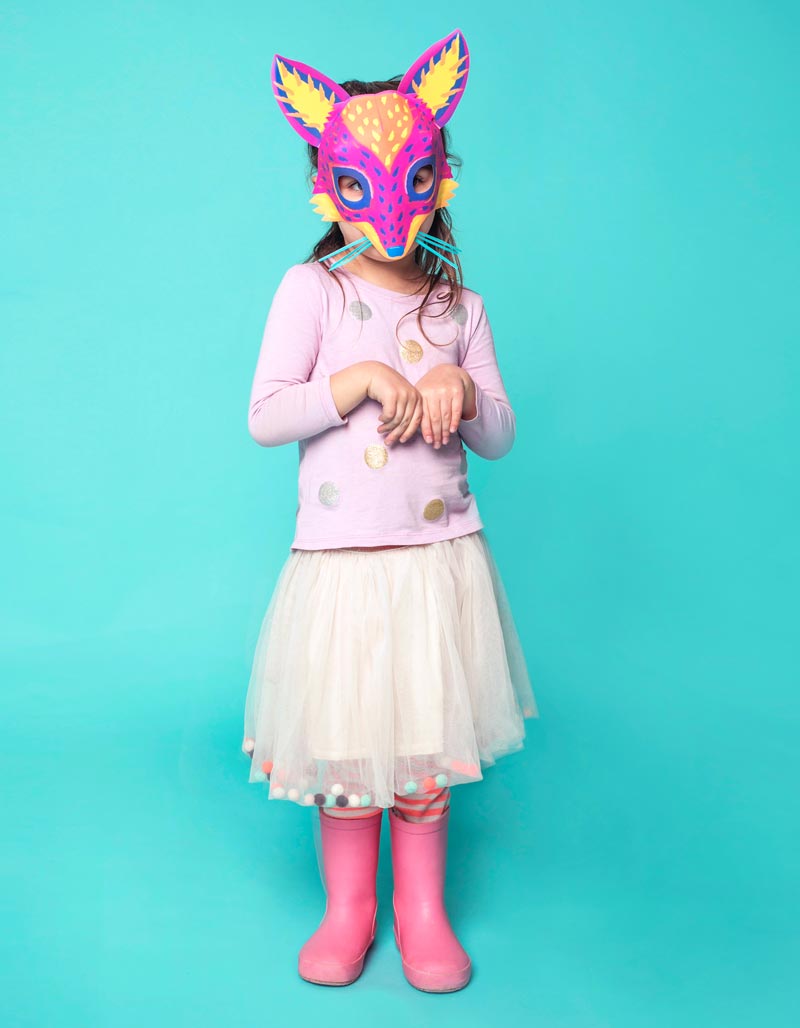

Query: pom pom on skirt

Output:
[242, 528, 537, 809]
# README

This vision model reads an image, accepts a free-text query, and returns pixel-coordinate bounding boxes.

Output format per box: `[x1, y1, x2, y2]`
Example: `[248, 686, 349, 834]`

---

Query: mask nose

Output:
[385, 245, 404, 258]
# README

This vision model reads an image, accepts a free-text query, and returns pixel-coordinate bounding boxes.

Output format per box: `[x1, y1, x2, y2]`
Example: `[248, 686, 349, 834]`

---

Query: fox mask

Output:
[271, 29, 469, 267]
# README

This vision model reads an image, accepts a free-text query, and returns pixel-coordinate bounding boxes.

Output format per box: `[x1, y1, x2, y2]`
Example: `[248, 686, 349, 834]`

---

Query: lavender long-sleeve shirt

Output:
[248, 262, 516, 550]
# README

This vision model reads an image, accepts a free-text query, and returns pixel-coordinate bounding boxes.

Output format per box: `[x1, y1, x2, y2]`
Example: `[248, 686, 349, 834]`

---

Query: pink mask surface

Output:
[271, 30, 469, 262]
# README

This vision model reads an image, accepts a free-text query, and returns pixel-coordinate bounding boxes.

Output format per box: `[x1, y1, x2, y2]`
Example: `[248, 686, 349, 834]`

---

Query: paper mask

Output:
[271, 29, 469, 268]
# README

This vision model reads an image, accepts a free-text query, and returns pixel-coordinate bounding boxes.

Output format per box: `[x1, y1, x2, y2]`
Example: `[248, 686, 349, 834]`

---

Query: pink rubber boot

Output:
[297, 808, 382, 986]
[389, 805, 472, 992]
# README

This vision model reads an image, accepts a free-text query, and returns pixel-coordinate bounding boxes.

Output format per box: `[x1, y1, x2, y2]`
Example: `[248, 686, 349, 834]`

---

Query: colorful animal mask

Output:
[271, 30, 469, 268]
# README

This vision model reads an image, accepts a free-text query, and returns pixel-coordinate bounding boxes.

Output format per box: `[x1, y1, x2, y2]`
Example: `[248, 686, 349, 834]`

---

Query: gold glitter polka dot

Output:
[318, 481, 340, 506]
[399, 339, 423, 363]
[364, 444, 388, 469]
[423, 498, 445, 520]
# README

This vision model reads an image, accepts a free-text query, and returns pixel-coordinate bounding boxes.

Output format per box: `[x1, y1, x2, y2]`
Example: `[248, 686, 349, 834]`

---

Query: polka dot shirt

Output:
[247, 263, 517, 550]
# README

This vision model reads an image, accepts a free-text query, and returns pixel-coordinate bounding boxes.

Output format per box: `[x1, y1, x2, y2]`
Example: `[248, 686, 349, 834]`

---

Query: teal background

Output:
[2, 2, 798, 1025]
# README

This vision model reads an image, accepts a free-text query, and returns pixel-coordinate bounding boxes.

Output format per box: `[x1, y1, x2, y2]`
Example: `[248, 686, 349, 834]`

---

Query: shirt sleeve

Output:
[247, 265, 349, 447]
[457, 300, 516, 460]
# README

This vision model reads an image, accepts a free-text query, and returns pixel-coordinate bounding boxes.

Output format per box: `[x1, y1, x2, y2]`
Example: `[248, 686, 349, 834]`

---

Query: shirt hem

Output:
[289, 517, 485, 551]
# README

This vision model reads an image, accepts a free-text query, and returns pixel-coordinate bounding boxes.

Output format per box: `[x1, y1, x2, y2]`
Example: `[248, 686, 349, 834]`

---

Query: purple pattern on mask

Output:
[314, 93, 452, 257]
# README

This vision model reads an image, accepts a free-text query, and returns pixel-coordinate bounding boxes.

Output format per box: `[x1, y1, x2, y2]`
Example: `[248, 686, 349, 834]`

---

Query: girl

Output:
[242, 30, 537, 993]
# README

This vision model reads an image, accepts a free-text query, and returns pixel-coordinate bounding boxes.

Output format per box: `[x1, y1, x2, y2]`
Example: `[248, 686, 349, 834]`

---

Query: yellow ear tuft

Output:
[413, 36, 468, 119]
[436, 178, 459, 209]
[309, 193, 339, 223]
[275, 59, 338, 135]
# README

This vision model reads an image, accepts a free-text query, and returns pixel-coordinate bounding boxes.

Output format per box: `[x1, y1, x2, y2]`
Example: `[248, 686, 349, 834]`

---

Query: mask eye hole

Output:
[332, 167, 372, 210]
[406, 158, 436, 202]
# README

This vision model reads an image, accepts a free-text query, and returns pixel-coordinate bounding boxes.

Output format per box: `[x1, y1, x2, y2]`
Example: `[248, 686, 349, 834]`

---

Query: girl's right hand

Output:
[366, 362, 423, 445]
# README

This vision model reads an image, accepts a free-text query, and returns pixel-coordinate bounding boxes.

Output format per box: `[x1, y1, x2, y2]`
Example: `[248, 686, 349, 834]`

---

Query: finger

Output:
[399, 397, 424, 443]
[440, 395, 454, 446]
[421, 396, 433, 444]
[384, 393, 416, 444]
[428, 394, 442, 446]
[379, 391, 409, 435]
[377, 396, 399, 429]
[432, 394, 449, 448]
[448, 390, 463, 434]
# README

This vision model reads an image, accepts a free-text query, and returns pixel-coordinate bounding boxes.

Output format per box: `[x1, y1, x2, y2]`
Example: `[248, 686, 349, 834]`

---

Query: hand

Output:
[414, 364, 476, 449]
[366, 363, 424, 445]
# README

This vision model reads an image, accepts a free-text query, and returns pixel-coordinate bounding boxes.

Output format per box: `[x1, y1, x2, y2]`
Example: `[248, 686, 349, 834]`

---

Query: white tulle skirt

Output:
[241, 528, 538, 810]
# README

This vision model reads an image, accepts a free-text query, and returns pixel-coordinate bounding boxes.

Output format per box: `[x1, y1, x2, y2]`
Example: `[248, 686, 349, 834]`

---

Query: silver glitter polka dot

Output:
[349, 300, 373, 321]
[450, 303, 468, 326]
[318, 481, 341, 506]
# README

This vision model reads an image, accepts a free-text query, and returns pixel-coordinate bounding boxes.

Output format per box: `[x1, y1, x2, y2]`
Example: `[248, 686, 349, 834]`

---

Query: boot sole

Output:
[298, 913, 377, 986]
[393, 920, 472, 993]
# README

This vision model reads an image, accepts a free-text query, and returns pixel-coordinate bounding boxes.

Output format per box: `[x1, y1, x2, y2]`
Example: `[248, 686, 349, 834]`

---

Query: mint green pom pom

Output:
[360, 794, 372, 807]
[435, 773, 448, 787]
[404, 781, 418, 794]
[325, 794, 336, 806]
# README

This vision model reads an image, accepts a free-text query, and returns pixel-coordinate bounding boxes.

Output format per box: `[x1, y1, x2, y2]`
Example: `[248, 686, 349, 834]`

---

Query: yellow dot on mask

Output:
[357, 126, 365, 136]
[356, 104, 363, 115]
[371, 130, 380, 142]
[371, 142, 380, 154]
[366, 99, 373, 109]
[388, 130, 395, 141]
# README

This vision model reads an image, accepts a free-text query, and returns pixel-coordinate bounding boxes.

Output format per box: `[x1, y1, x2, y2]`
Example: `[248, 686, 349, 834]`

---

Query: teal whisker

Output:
[320, 237, 370, 263]
[417, 238, 459, 270]
[417, 231, 462, 255]
[327, 237, 372, 270]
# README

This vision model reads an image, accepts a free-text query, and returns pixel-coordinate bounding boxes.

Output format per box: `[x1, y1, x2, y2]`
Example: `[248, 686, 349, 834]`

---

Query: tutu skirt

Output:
[242, 528, 538, 810]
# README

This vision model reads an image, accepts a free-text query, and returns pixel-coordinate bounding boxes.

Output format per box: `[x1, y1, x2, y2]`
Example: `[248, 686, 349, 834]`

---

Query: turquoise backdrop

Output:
[2, 2, 797, 1025]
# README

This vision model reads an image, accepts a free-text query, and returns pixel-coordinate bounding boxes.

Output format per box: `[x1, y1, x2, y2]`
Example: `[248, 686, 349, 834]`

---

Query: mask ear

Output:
[272, 54, 350, 146]
[398, 29, 469, 127]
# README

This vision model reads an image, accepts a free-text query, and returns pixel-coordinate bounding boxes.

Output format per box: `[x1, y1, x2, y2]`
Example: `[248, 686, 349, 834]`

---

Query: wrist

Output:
[362, 360, 381, 399]
[461, 371, 478, 420]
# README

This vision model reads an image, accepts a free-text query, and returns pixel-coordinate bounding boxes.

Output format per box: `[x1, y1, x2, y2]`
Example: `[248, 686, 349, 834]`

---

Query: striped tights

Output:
[320, 786, 450, 823]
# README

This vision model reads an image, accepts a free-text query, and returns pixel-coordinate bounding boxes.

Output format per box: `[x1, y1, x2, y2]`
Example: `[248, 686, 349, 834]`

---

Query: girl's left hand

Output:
[411, 364, 476, 449]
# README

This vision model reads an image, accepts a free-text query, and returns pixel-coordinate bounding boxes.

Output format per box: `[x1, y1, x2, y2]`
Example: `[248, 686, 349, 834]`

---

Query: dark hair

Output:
[303, 76, 463, 344]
